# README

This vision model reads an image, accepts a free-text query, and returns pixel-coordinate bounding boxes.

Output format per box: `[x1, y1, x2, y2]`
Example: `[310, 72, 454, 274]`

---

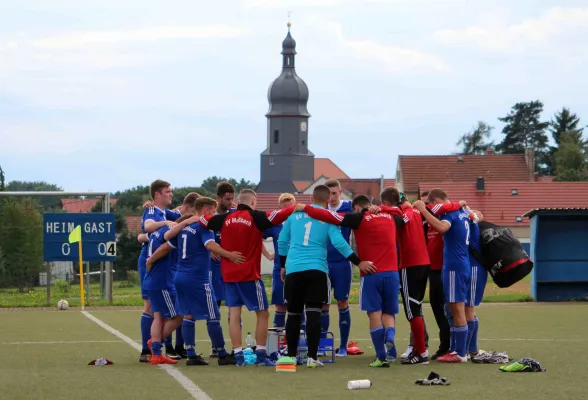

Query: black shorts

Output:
[284, 269, 329, 312]
[400, 265, 429, 320]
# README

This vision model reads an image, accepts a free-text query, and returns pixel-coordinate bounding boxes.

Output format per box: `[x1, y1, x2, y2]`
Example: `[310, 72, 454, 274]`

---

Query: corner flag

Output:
[68, 225, 85, 310]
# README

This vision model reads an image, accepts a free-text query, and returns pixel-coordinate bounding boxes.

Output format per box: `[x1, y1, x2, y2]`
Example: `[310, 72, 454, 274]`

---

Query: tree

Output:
[200, 176, 256, 195]
[547, 108, 586, 175]
[554, 132, 588, 182]
[0, 165, 5, 191]
[112, 185, 150, 211]
[496, 100, 550, 175]
[5, 180, 63, 210]
[456, 121, 495, 155]
[0, 199, 44, 290]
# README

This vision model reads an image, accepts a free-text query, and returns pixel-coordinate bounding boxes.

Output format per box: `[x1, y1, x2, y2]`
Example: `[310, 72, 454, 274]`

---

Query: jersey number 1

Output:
[182, 234, 187, 259]
[303, 222, 312, 246]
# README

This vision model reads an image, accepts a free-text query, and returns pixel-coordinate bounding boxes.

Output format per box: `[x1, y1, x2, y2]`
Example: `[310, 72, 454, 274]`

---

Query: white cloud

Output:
[433, 7, 588, 52]
[242, 0, 342, 7]
[0, 124, 89, 155]
[32, 25, 244, 49]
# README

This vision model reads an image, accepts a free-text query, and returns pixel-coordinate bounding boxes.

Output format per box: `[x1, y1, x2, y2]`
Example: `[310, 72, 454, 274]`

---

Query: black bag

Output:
[470, 221, 533, 288]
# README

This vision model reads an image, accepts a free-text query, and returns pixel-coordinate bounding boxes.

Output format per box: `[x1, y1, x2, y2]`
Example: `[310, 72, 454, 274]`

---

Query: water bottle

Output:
[299, 330, 307, 360]
[246, 332, 255, 348]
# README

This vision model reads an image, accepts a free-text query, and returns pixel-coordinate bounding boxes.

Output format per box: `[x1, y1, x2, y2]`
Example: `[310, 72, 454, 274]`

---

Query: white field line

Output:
[81, 311, 211, 400]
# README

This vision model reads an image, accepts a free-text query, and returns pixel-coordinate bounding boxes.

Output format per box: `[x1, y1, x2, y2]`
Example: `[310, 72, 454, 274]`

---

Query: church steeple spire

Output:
[281, 18, 296, 68]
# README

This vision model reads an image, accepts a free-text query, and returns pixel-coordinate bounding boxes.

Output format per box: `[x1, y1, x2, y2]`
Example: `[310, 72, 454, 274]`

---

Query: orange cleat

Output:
[347, 341, 364, 355]
[150, 354, 179, 365]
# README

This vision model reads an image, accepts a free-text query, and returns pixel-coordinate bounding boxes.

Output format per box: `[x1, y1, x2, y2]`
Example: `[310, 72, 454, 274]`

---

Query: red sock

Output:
[410, 316, 427, 354]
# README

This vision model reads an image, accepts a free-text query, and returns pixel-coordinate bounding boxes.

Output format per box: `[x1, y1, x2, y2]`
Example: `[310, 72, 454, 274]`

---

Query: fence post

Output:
[46, 262, 51, 306]
[104, 193, 113, 305]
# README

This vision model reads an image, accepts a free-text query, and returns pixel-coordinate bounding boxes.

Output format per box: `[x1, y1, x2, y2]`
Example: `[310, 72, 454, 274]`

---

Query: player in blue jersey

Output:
[137, 180, 181, 363]
[143, 224, 182, 365]
[464, 207, 489, 362]
[416, 189, 471, 363]
[148, 198, 246, 366]
[276, 185, 374, 369]
[322, 179, 359, 357]
[263, 193, 297, 329]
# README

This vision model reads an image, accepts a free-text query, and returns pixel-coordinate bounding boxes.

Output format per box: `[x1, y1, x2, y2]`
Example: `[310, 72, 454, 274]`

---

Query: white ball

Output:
[57, 299, 69, 310]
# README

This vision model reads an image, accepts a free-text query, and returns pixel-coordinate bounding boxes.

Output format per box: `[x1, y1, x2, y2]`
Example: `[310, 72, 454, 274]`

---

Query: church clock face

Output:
[300, 122, 307, 132]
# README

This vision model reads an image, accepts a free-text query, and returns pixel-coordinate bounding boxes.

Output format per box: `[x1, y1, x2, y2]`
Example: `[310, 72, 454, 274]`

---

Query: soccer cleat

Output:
[275, 356, 297, 373]
[150, 354, 178, 365]
[175, 346, 188, 359]
[346, 341, 364, 355]
[218, 352, 238, 366]
[186, 355, 209, 366]
[139, 349, 152, 363]
[307, 357, 324, 368]
[234, 351, 246, 367]
[386, 341, 397, 363]
[209, 348, 219, 358]
[369, 359, 390, 368]
[401, 345, 413, 360]
[500, 358, 545, 372]
[437, 352, 467, 363]
[336, 347, 348, 357]
[431, 349, 449, 360]
[166, 347, 182, 361]
[471, 351, 509, 364]
[401, 351, 430, 365]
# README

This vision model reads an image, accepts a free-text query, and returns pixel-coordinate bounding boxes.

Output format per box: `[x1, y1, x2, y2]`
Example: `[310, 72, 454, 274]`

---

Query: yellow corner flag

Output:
[68, 225, 85, 310]
[68, 225, 82, 244]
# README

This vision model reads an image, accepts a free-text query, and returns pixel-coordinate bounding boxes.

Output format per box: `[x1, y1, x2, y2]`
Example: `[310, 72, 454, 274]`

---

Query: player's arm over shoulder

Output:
[199, 213, 228, 231]
[276, 217, 292, 257]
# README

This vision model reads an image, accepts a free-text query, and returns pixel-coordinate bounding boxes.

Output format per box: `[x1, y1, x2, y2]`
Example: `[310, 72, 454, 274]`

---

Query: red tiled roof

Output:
[383, 179, 396, 188]
[418, 181, 588, 226]
[399, 154, 531, 193]
[255, 193, 313, 211]
[293, 181, 312, 192]
[314, 158, 350, 180]
[339, 178, 394, 199]
[125, 216, 142, 234]
[61, 198, 117, 213]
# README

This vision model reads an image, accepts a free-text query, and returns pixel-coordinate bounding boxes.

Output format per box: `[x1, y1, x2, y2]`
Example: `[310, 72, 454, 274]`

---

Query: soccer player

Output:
[323, 179, 357, 357]
[144, 223, 182, 365]
[415, 189, 471, 363]
[276, 186, 374, 369]
[299, 193, 406, 368]
[198, 189, 295, 367]
[263, 193, 297, 329]
[137, 180, 181, 363]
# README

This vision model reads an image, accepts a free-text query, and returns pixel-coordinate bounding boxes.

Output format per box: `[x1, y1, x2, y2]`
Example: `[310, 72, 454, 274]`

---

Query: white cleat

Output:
[401, 345, 413, 360]
[307, 357, 324, 368]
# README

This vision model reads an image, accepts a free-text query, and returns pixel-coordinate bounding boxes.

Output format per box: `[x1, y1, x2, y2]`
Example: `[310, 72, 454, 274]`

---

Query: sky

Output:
[1, 0, 587, 192]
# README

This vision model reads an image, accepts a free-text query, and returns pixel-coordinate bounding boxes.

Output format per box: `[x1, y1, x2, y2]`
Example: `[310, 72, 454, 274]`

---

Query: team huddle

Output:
[136, 178, 491, 369]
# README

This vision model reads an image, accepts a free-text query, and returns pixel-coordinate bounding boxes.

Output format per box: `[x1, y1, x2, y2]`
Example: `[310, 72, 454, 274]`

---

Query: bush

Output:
[118, 280, 135, 288]
[127, 270, 140, 286]
[54, 279, 70, 296]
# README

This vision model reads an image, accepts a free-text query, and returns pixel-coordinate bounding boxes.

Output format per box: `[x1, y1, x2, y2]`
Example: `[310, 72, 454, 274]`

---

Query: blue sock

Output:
[385, 326, 396, 344]
[141, 313, 153, 350]
[321, 310, 330, 333]
[468, 317, 479, 353]
[454, 325, 469, 357]
[255, 348, 267, 359]
[175, 325, 184, 348]
[182, 319, 196, 358]
[339, 307, 351, 349]
[449, 326, 456, 353]
[370, 326, 387, 361]
[207, 319, 227, 356]
[466, 320, 475, 353]
[301, 311, 307, 332]
[152, 341, 163, 356]
[164, 334, 172, 348]
[274, 311, 286, 328]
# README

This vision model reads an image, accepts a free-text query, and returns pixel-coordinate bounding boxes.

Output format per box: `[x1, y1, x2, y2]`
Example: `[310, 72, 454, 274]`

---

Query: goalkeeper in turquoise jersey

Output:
[276, 185, 375, 369]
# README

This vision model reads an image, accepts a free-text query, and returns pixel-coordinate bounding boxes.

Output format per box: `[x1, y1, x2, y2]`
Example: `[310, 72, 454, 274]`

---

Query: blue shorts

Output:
[466, 265, 488, 307]
[442, 268, 471, 304]
[225, 280, 268, 311]
[174, 274, 220, 321]
[328, 261, 352, 301]
[138, 254, 148, 300]
[209, 261, 226, 302]
[271, 266, 285, 306]
[148, 288, 179, 319]
[360, 271, 399, 315]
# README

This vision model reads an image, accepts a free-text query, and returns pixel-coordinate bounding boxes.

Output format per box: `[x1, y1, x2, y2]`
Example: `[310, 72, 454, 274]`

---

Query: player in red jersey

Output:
[196, 189, 295, 367]
[297, 195, 407, 367]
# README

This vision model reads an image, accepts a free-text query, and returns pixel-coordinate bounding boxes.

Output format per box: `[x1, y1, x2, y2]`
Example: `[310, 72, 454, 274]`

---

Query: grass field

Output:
[2, 303, 587, 400]
[0, 273, 533, 307]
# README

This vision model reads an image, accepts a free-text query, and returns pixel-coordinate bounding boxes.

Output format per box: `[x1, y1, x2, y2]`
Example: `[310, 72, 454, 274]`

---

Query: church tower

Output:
[256, 21, 314, 193]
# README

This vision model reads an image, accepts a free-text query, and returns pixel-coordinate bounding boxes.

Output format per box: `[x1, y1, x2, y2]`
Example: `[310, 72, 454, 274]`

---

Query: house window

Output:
[515, 216, 523, 222]
[287, 57, 290, 66]
[511, 189, 518, 195]
[269, 157, 275, 165]
[301, 140, 305, 146]
[273, 130, 279, 144]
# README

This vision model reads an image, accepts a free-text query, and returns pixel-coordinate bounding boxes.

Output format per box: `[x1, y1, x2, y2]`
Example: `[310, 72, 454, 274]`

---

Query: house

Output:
[418, 180, 588, 241]
[61, 198, 117, 213]
[396, 150, 535, 199]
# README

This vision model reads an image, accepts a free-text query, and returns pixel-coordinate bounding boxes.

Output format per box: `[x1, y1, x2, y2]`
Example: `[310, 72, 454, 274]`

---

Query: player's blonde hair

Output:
[278, 193, 295, 204]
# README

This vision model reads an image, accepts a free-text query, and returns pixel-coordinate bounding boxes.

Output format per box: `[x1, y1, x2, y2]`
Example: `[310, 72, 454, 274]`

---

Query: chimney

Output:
[524, 148, 535, 182]
[380, 174, 384, 192]
[457, 155, 464, 163]
[476, 177, 485, 192]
